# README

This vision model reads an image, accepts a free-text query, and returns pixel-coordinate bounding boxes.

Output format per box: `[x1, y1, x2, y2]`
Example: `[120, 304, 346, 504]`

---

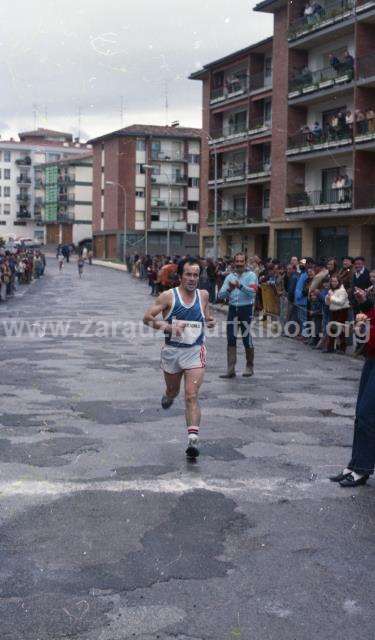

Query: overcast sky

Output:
[0, 0, 273, 141]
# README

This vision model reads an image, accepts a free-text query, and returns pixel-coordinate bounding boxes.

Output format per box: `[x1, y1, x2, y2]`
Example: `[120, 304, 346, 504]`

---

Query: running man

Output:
[143, 257, 215, 459]
[77, 256, 84, 279]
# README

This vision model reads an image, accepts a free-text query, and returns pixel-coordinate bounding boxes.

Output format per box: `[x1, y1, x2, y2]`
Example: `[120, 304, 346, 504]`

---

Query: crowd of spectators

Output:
[0, 246, 46, 304]
[127, 252, 374, 356]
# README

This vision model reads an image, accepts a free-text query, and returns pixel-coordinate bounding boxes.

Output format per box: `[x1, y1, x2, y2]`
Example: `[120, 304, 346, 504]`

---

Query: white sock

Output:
[351, 471, 364, 481]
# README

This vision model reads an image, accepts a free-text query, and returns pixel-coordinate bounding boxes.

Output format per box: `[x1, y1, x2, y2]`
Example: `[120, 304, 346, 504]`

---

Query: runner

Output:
[143, 257, 215, 459]
[57, 251, 64, 272]
[77, 256, 84, 279]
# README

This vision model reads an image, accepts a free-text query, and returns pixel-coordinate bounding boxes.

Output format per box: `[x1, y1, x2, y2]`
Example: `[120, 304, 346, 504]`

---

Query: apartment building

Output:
[89, 124, 202, 259]
[190, 38, 273, 257]
[255, 0, 375, 264]
[0, 128, 92, 244]
[35, 154, 93, 247]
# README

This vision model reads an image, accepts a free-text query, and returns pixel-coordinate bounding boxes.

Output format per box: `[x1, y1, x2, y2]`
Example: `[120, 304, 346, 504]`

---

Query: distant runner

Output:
[143, 257, 215, 459]
[77, 256, 84, 279]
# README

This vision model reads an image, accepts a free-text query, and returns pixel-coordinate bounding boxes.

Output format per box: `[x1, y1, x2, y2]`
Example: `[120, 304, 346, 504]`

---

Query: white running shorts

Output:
[160, 343, 207, 374]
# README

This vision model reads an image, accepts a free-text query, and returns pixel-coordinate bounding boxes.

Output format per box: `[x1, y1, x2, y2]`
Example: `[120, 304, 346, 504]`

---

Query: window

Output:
[263, 188, 270, 209]
[136, 163, 146, 174]
[136, 189, 145, 198]
[0, 169, 2, 179]
[0, 186, 1, 196]
[151, 140, 161, 160]
[188, 177, 200, 187]
[151, 210, 160, 221]
[187, 223, 198, 233]
[4, 187, 10, 197]
[3, 204, 10, 215]
[0, 221, 5, 225]
[277, 229, 302, 264]
[4, 169, 10, 180]
[4, 151, 11, 162]
[187, 153, 200, 164]
[264, 99, 272, 125]
[136, 139, 146, 151]
[188, 201, 198, 210]
[265, 57, 272, 78]
[233, 196, 246, 214]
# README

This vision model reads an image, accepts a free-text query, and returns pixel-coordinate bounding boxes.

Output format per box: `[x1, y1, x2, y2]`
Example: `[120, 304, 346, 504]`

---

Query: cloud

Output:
[0, 0, 272, 137]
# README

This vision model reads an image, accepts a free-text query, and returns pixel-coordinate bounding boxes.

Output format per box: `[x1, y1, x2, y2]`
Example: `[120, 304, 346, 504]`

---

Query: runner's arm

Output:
[143, 291, 174, 333]
[201, 290, 216, 327]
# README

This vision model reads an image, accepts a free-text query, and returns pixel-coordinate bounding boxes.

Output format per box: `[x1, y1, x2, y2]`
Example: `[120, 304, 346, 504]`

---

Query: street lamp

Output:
[144, 164, 173, 257]
[106, 181, 127, 265]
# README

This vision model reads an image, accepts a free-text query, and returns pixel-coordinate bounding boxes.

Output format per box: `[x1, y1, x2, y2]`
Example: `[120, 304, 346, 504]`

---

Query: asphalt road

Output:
[0, 259, 374, 640]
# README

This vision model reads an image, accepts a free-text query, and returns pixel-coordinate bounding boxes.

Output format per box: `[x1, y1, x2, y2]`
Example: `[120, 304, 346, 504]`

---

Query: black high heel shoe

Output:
[339, 473, 369, 488]
[329, 471, 351, 483]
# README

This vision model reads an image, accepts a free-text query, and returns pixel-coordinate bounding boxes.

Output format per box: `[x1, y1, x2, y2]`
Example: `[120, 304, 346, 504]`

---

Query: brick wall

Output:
[118, 137, 136, 232]
[200, 74, 210, 228]
[92, 144, 102, 235]
[270, 7, 289, 220]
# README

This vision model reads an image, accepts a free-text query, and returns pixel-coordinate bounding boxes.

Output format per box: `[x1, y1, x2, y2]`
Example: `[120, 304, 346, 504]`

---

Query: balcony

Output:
[209, 123, 248, 145]
[210, 78, 249, 105]
[17, 193, 30, 203]
[151, 174, 188, 186]
[16, 210, 31, 219]
[207, 207, 267, 226]
[151, 151, 187, 162]
[150, 220, 187, 231]
[151, 199, 187, 209]
[287, 128, 353, 156]
[35, 178, 44, 189]
[288, 62, 354, 100]
[59, 193, 75, 205]
[286, 187, 352, 215]
[355, 113, 375, 143]
[15, 156, 32, 166]
[358, 51, 375, 83]
[58, 175, 76, 186]
[17, 175, 31, 185]
[250, 71, 273, 93]
[288, 0, 355, 43]
[248, 116, 272, 137]
[57, 212, 74, 223]
[248, 160, 272, 180]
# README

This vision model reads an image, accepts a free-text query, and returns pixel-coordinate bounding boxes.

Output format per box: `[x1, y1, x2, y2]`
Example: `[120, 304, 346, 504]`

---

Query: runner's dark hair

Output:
[177, 257, 202, 276]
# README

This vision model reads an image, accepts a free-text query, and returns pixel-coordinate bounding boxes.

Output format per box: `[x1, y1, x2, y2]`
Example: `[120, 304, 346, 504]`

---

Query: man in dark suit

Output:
[350, 256, 371, 313]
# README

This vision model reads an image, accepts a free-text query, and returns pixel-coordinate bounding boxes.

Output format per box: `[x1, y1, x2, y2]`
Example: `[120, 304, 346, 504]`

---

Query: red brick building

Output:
[192, 0, 375, 264]
[89, 125, 202, 259]
[190, 39, 273, 258]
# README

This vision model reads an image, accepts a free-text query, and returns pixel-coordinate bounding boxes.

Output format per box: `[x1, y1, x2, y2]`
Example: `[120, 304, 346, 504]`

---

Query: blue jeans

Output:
[349, 358, 375, 475]
[297, 304, 308, 337]
[227, 304, 254, 348]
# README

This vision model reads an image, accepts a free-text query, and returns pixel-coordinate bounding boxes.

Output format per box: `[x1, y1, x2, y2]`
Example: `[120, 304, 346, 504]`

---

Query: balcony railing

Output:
[151, 199, 187, 208]
[57, 213, 74, 223]
[151, 151, 187, 162]
[248, 161, 271, 176]
[210, 123, 248, 142]
[248, 116, 272, 135]
[58, 175, 76, 185]
[150, 220, 187, 231]
[286, 187, 352, 211]
[357, 52, 375, 81]
[15, 156, 32, 166]
[355, 114, 375, 139]
[151, 174, 188, 185]
[222, 164, 247, 180]
[17, 210, 31, 219]
[35, 178, 44, 189]
[17, 175, 31, 185]
[17, 193, 30, 203]
[289, 61, 354, 97]
[210, 78, 249, 103]
[207, 207, 266, 225]
[287, 127, 353, 153]
[59, 194, 75, 205]
[250, 71, 273, 92]
[288, 0, 355, 41]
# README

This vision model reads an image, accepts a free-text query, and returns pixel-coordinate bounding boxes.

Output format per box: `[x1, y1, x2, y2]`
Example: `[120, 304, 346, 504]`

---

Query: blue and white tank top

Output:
[165, 287, 205, 348]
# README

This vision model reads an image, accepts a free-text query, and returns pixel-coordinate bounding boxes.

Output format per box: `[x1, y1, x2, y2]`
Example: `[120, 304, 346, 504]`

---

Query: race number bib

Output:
[171, 320, 203, 345]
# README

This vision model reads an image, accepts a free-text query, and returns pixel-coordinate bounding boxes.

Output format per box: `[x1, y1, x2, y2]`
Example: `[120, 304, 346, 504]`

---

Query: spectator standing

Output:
[324, 275, 350, 353]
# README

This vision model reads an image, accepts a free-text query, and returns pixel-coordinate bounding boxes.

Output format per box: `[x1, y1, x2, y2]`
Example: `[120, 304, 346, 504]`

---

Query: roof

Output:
[254, 0, 286, 13]
[35, 152, 93, 169]
[189, 36, 273, 79]
[89, 124, 203, 144]
[19, 127, 73, 141]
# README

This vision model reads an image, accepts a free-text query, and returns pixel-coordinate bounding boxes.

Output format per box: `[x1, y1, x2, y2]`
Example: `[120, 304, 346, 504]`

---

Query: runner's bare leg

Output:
[164, 371, 183, 400]
[184, 367, 205, 428]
